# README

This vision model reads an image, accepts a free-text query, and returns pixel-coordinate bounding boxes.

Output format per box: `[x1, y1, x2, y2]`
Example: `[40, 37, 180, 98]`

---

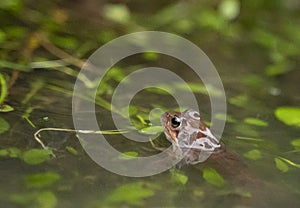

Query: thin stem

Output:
[0, 73, 7, 105]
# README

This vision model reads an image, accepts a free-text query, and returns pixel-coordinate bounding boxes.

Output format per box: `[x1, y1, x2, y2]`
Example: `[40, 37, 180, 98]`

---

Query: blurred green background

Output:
[0, 0, 300, 207]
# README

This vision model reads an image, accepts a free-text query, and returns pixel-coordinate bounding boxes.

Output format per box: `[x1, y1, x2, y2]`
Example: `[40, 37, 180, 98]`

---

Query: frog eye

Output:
[171, 116, 181, 128]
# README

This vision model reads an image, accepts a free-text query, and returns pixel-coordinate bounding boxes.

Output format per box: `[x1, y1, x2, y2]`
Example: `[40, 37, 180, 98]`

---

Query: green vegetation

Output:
[202, 167, 225, 187]
[275, 106, 300, 127]
[0, 0, 300, 207]
[243, 149, 262, 160]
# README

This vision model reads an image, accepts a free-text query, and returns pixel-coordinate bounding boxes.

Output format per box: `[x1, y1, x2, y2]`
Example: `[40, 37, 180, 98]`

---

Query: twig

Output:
[34, 127, 129, 150]
[37, 32, 85, 68]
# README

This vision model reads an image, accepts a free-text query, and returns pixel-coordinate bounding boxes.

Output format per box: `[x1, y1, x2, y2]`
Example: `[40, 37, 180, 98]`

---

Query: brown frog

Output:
[160, 109, 221, 164]
[160, 110, 300, 207]
[160, 109, 248, 179]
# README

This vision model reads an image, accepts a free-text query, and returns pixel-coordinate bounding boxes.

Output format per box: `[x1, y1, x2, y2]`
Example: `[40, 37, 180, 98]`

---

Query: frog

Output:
[160, 109, 222, 165]
[160, 109, 300, 207]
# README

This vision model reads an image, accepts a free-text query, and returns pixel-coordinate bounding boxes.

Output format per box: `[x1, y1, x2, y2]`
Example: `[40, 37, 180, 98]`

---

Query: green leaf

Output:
[146, 84, 176, 94]
[0, 29, 7, 43]
[243, 149, 262, 160]
[0, 0, 23, 11]
[0, 104, 14, 112]
[143, 52, 159, 61]
[7, 147, 22, 158]
[176, 82, 223, 97]
[9, 192, 37, 205]
[0, 116, 10, 134]
[214, 113, 236, 123]
[0, 147, 21, 157]
[274, 157, 289, 173]
[244, 117, 268, 127]
[25, 172, 61, 188]
[66, 146, 78, 155]
[291, 138, 300, 149]
[170, 169, 188, 185]
[139, 126, 163, 135]
[103, 182, 154, 206]
[229, 95, 248, 108]
[118, 151, 138, 160]
[275, 106, 300, 127]
[0, 149, 8, 156]
[242, 75, 264, 90]
[36, 191, 57, 208]
[22, 149, 53, 165]
[265, 62, 292, 76]
[49, 35, 79, 50]
[234, 123, 259, 138]
[202, 167, 225, 187]
[9, 191, 57, 208]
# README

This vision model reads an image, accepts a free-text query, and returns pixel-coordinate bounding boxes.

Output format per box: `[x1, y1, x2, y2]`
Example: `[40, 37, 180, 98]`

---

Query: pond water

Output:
[1, 1, 300, 208]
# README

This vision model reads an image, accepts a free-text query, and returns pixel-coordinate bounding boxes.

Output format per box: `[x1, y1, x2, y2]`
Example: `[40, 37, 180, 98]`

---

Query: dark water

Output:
[1, 51, 300, 207]
[1, 1, 300, 208]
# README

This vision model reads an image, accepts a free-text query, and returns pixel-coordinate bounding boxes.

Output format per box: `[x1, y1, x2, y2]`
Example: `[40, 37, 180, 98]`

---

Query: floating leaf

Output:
[36, 191, 57, 208]
[0, 116, 10, 134]
[66, 146, 78, 155]
[147, 84, 176, 94]
[244, 117, 268, 127]
[177, 82, 208, 95]
[214, 113, 236, 123]
[0, 29, 6, 43]
[243, 149, 262, 160]
[10, 192, 37, 206]
[176, 82, 223, 97]
[25, 172, 61, 188]
[9, 191, 57, 208]
[22, 149, 53, 165]
[139, 126, 163, 135]
[229, 95, 248, 108]
[265, 62, 292, 76]
[0, 149, 8, 156]
[0, 147, 21, 157]
[170, 169, 188, 185]
[274, 157, 289, 173]
[103, 182, 154, 206]
[193, 190, 204, 197]
[118, 151, 138, 160]
[202, 167, 225, 187]
[8, 147, 21, 158]
[275, 106, 300, 127]
[291, 138, 300, 149]
[143, 52, 159, 61]
[242, 75, 264, 90]
[146, 87, 170, 95]
[0, 104, 14, 112]
[234, 123, 259, 138]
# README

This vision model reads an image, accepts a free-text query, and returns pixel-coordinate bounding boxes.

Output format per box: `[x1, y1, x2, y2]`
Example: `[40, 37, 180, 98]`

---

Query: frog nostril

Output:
[171, 117, 181, 128]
